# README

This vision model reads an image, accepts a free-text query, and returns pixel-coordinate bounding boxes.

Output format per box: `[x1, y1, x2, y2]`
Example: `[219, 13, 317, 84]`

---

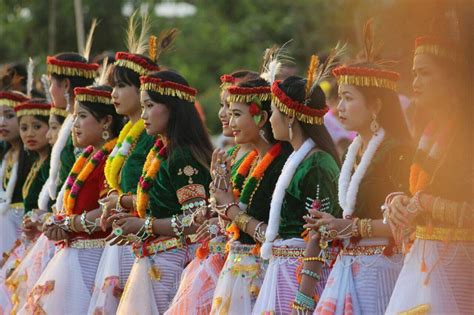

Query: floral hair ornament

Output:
[140, 76, 197, 103]
[46, 19, 100, 78]
[272, 42, 346, 125]
[332, 19, 400, 92]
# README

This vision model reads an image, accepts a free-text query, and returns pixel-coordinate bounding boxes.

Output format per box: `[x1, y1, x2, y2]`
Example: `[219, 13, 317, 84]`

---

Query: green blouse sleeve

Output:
[148, 147, 211, 219]
[120, 132, 155, 194]
[24, 157, 50, 213]
[353, 139, 413, 219]
[58, 134, 76, 194]
[279, 151, 341, 239]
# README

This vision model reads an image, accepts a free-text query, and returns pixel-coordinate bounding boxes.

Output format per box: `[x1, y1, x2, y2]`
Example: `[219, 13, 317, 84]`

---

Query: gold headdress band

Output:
[74, 87, 113, 105]
[14, 101, 51, 117]
[140, 76, 197, 103]
[0, 92, 29, 107]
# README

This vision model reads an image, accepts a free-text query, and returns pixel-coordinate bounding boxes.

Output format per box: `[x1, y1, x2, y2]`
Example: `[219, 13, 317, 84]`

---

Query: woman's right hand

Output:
[99, 192, 119, 230]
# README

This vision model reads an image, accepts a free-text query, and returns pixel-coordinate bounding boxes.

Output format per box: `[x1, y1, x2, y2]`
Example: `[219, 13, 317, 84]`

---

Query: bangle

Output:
[171, 215, 184, 237]
[303, 256, 325, 263]
[253, 221, 266, 243]
[233, 211, 252, 232]
[118, 193, 131, 210]
[80, 212, 91, 234]
[69, 215, 78, 232]
[107, 188, 118, 197]
[351, 217, 360, 237]
[144, 216, 156, 237]
[300, 268, 321, 281]
[294, 291, 316, 311]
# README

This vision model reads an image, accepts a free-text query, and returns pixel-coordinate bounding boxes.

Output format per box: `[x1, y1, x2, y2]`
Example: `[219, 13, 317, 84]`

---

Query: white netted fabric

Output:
[385, 239, 474, 315]
[314, 238, 403, 315]
[0, 208, 24, 256]
[4, 234, 55, 313]
[117, 246, 194, 315]
[18, 246, 103, 315]
[165, 236, 227, 315]
[210, 242, 268, 315]
[87, 244, 135, 315]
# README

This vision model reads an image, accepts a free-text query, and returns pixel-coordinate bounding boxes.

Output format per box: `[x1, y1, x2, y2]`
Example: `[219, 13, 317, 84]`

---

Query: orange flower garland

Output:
[136, 139, 167, 218]
[63, 139, 117, 215]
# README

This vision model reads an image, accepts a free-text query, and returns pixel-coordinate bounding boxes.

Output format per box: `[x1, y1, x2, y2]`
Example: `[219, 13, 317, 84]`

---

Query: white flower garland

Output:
[0, 151, 19, 214]
[261, 138, 315, 259]
[339, 128, 385, 219]
[46, 115, 73, 201]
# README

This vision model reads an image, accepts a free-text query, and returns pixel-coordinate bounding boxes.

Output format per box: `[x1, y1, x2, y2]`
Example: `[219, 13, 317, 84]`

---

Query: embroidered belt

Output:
[229, 243, 256, 256]
[209, 241, 226, 254]
[416, 226, 474, 242]
[133, 234, 197, 258]
[10, 202, 23, 209]
[69, 238, 106, 249]
[272, 246, 306, 258]
[341, 245, 389, 256]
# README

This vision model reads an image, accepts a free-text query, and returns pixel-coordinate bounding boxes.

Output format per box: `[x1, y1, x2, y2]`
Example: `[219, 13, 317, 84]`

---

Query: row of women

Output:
[0, 13, 472, 315]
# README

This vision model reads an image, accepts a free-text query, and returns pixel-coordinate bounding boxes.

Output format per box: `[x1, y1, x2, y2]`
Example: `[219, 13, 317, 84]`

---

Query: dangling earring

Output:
[288, 123, 293, 141]
[102, 126, 110, 141]
[259, 129, 269, 144]
[64, 91, 71, 112]
[370, 113, 380, 135]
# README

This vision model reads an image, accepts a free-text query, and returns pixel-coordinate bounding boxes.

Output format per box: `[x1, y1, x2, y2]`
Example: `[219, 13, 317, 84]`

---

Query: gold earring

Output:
[102, 126, 110, 140]
[370, 113, 380, 135]
[288, 122, 293, 140]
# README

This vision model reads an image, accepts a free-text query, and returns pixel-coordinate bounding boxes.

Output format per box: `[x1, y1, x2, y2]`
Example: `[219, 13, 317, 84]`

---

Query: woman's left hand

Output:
[210, 149, 234, 205]
[303, 210, 351, 237]
[105, 215, 144, 245]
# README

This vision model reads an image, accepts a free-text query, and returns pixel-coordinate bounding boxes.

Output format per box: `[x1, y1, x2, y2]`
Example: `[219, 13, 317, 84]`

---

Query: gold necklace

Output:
[22, 159, 44, 199]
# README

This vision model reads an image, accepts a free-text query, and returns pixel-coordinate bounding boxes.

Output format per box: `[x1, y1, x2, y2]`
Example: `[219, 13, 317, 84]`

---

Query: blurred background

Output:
[0, 0, 472, 135]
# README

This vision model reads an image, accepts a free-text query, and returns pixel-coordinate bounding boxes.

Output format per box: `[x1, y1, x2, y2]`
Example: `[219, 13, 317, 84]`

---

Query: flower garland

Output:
[63, 139, 117, 215]
[104, 119, 145, 191]
[338, 129, 385, 219]
[136, 139, 168, 218]
[226, 142, 283, 241]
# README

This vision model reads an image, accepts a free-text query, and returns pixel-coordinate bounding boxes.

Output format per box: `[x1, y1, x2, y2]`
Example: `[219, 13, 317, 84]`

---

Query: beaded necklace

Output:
[22, 158, 46, 199]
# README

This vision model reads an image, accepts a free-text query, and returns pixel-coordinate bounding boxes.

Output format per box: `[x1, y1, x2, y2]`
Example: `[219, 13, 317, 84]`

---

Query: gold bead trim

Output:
[76, 93, 113, 105]
[336, 74, 397, 91]
[271, 94, 325, 125]
[415, 225, 474, 242]
[47, 64, 97, 79]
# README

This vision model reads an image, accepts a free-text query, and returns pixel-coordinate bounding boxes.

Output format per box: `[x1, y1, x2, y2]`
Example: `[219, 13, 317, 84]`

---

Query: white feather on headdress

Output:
[27, 57, 34, 98]
[83, 19, 98, 61]
[260, 40, 293, 84]
[126, 10, 151, 55]
[95, 57, 110, 86]
[41, 74, 52, 104]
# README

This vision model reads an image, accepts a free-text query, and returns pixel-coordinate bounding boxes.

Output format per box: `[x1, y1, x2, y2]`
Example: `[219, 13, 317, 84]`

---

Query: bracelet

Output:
[300, 268, 321, 281]
[303, 256, 325, 263]
[144, 216, 156, 237]
[358, 218, 373, 238]
[233, 211, 252, 232]
[253, 221, 265, 243]
[107, 188, 118, 197]
[351, 217, 360, 237]
[224, 202, 239, 217]
[182, 200, 206, 212]
[80, 212, 91, 234]
[294, 291, 316, 311]
[69, 215, 78, 233]
[171, 215, 184, 237]
[132, 195, 137, 211]
[118, 193, 131, 210]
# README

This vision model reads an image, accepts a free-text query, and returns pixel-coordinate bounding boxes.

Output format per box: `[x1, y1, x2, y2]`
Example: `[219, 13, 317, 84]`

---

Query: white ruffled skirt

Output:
[18, 243, 104, 315]
[315, 238, 403, 315]
[211, 242, 268, 315]
[0, 207, 24, 257]
[385, 238, 474, 315]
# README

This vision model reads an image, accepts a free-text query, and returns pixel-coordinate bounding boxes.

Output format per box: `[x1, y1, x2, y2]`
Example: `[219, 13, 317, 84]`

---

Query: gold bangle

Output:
[118, 192, 131, 210]
[366, 218, 373, 238]
[352, 217, 360, 237]
[107, 188, 118, 197]
[303, 256, 325, 263]
[233, 211, 252, 232]
[69, 215, 77, 232]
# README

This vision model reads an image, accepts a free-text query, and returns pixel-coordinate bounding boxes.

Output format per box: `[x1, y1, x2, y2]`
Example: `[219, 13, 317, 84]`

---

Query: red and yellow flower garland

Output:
[136, 139, 168, 218]
[63, 139, 117, 215]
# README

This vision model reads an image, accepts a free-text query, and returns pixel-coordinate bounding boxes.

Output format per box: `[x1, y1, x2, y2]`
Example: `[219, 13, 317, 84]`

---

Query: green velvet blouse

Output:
[120, 131, 155, 194]
[352, 138, 413, 219]
[23, 156, 50, 213]
[148, 146, 212, 219]
[58, 134, 76, 194]
[279, 151, 341, 239]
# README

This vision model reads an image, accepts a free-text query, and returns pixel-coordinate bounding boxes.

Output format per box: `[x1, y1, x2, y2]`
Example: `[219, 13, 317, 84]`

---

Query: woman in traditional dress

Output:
[105, 70, 212, 314]
[298, 23, 413, 314]
[20, 84, 122, 315]
[252, 51, 342, 315]
[385, 34, 473, 315]
[166, 70, 258, 315]
[88, 18, 169, 315]
[209, 75, 291, 314]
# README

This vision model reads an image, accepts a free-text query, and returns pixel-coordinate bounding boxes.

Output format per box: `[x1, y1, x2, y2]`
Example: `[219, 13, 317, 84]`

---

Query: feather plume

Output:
[149, 35, 157, 62]
[126, 10, 151, 55]
[304, 55, 319, 99]
[307, 42, 347, 98]
[96, 57, 110, 86]
[363, 18, 375, 62]
[154, 28, 179, 62]
[83, 19, 98, 61]
[260, 40, 293, 84]
[41, 74, 52, 104]
[27, 57, 34, 98]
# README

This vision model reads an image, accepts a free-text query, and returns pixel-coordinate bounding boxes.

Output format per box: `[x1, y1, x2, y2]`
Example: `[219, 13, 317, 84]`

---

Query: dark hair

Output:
[109, 54, 157, 88]
[51, 114, 66, 125]
[50, 53, 96, 92]
[1, 63, 27, 91]
[145, 71, 213, 170]
[92, 51, 116, 65]
[350, 62, 411, 144]
[276, 76, 341, 166]
[76, 85, 124, 138]
[229, 69, 260, 82]
[236, 78, 278, 145]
